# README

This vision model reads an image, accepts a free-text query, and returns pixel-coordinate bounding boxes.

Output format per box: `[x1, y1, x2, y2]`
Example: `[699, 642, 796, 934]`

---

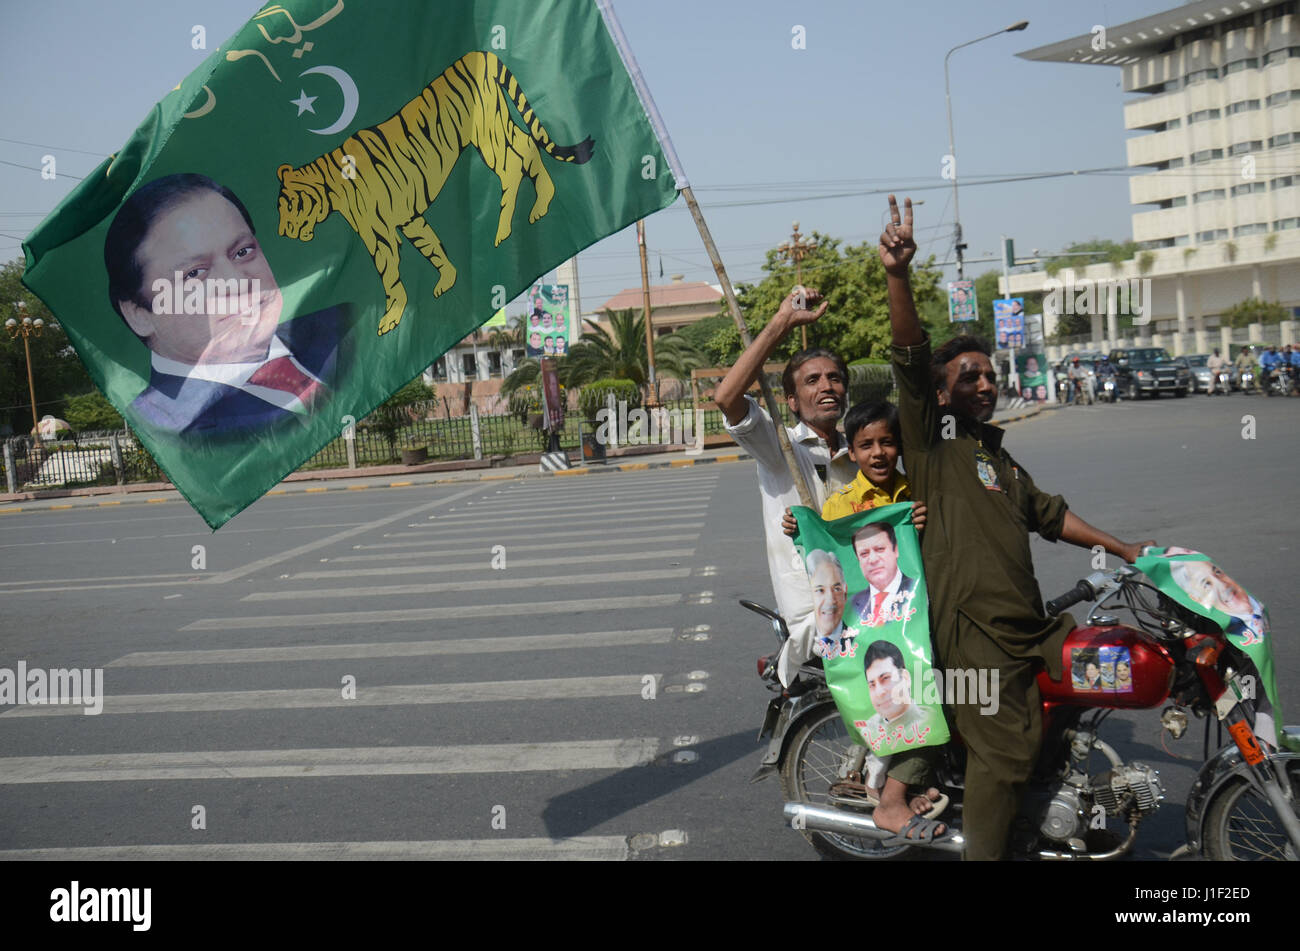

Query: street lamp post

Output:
[944, 20, 1028, 281]
[778, 221, 817, 349]
[5, 301, 45, 438]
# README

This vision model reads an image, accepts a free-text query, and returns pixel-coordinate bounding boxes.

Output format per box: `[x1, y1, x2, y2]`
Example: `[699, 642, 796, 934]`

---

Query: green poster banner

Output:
[21, 0, 679, 528]
[1136, 547, 1284, 749]
[525, 283, 571, 357]
[793, 502, 949, 756]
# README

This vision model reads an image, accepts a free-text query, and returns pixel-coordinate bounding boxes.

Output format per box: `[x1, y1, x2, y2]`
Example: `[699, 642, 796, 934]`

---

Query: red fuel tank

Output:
[1037, 625, 1175, 709]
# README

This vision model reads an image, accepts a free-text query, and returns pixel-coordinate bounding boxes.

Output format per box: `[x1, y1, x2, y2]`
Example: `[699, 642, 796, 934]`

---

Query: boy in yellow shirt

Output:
[782, 399, 947, 843]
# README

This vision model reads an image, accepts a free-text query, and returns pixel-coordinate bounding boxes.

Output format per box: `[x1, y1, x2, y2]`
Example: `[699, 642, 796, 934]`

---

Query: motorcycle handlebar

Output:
[1046, 579, 1096, 617]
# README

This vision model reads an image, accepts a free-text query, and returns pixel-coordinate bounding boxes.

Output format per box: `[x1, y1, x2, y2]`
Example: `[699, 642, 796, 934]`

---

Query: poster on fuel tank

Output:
[792, 502, 949, 755]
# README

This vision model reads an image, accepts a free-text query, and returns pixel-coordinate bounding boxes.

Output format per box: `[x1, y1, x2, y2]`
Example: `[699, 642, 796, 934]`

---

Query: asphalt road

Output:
[0, 394, 1296, 862]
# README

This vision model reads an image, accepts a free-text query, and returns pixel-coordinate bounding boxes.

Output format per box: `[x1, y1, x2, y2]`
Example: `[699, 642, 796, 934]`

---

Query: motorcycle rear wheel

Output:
[1202, 761, 1300, 861]
[780, 706, 917, 860]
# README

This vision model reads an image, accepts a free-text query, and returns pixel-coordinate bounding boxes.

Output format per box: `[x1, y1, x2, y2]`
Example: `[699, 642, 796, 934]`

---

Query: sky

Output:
[0, 0, 1186, 320]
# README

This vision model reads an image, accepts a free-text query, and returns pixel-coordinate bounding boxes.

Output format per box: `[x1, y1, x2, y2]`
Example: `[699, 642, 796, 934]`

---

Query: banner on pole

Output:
[21, 0, 679, 527]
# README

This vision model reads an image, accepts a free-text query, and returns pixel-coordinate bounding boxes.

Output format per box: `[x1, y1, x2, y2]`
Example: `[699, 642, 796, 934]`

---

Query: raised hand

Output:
[879, 194, 916, 276]
[775, 286, 828, 328]
[781, 506, 799, 538]
[910, 501, 927, 534]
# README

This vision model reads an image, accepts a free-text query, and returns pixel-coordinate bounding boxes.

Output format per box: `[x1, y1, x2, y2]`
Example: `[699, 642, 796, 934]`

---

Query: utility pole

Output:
[636, 219, 657, 405]
[778, 221, 818, 349]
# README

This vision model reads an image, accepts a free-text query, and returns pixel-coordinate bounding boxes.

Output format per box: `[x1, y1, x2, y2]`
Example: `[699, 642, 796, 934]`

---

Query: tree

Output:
[1043, 239, 1139, 276]
[62, 390, 124, 432]
[0, 259, 95, 433]
[559, 308, 706, 387]
[1223, 297, 1289, 329]
[714, 233, 946, 366]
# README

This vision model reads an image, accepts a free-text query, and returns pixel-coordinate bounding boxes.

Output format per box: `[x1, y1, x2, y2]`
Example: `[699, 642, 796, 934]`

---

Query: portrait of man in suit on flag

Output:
[105, 172, 351, 438]
[848, 521, 917, 628]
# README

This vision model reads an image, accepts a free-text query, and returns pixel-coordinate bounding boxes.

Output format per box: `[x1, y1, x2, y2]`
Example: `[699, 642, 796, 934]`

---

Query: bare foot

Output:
[907, 787, 943, 815]
[875, 801, 948, 837]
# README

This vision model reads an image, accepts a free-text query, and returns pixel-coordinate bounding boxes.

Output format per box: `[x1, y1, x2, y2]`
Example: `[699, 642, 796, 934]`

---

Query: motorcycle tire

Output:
[1201, 760, 1300, 861]
[780, 704, 918, 861]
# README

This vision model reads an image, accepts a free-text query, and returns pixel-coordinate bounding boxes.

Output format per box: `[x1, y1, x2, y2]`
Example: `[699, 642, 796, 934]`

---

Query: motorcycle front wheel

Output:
[780, 705, 917, 860]
[1202, 760, 1300, 861]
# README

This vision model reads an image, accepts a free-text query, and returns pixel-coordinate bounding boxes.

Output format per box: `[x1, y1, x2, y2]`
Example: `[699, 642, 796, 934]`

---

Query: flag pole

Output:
[596, 0, 815, 509]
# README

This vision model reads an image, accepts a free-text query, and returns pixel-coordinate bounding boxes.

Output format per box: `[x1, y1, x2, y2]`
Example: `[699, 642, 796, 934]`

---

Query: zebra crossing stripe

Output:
[107, 628, 676, 667]
[182, 593, 683, 629]
[0, 738, 662, 783]
[0, 675, 662, 717]
[353, 524, 702, 549]
[240, 568, 691, 602]
[0, 836, 637, 861]
[290, 549, 696, 579]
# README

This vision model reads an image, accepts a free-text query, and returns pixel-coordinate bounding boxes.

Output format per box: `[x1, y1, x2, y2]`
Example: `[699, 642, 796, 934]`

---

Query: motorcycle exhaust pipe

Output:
[783, 802, 965, 853]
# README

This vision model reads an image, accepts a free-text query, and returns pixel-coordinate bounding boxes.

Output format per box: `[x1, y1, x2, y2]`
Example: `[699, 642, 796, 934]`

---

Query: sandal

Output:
[879, 813, 952, 846]
[919, 791, 949, 820]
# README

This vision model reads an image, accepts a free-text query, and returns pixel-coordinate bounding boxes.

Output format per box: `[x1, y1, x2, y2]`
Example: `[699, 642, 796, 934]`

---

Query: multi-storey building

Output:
[1012, 0, 1300, 357]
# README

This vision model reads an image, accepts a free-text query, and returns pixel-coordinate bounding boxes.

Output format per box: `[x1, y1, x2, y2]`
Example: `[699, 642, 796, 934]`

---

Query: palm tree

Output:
[560, 308, 706, 387]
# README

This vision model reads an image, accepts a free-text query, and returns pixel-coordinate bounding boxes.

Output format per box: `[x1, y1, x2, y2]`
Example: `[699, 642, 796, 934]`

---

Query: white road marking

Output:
[241, 568, 691, 601]
[287, 549, 697, 579]
[0, 836, 637, 861]
[354, 524, 702, 550]
[0, 738, 662, 783]
[0, 675, 661, 717]
[107, 628, 676, 667]
[182, 593, 683, 630]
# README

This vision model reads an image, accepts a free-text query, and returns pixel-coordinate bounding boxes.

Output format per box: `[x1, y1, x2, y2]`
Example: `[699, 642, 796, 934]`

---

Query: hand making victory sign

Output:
[879, 194, 916, 276]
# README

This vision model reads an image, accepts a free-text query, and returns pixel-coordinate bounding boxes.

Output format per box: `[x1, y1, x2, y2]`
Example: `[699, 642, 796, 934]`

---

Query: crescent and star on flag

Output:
[180, 0, 357, 136]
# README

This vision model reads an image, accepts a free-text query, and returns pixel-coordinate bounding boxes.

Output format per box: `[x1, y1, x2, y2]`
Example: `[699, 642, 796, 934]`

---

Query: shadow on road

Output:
[540, 728, 757, 838]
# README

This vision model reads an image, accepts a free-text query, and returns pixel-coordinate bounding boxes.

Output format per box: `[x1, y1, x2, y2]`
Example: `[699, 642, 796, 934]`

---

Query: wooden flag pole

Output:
[679, 185, 815, 509]
[595, 0, 813, 506]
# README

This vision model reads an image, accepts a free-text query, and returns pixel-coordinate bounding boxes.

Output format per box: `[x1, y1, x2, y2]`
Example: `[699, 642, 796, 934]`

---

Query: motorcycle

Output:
[748, 557, 1299, 861]
[1211, 370, 1232, 395]
[1097, 378, 1117, 403]
[1235, 368, 1258, 395]
[1265, 366, 1297, 397]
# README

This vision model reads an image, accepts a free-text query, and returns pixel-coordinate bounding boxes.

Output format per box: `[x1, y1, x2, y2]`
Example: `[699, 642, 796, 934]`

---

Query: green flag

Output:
[21, 0, 679, 528]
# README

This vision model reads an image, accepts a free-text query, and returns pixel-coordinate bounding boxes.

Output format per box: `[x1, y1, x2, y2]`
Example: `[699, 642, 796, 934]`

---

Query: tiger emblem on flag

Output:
[276, 51, 595, 335]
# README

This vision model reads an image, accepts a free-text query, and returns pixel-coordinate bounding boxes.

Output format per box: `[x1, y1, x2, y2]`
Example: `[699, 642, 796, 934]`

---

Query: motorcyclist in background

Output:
[1207, 349, 1228, 395]
[1233, 346, 1257, 392]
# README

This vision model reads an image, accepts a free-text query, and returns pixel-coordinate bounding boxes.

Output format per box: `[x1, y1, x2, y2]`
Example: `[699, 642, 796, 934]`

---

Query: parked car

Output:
[1108, 347, 1190, 399]
[1183, 354, 1212, 393]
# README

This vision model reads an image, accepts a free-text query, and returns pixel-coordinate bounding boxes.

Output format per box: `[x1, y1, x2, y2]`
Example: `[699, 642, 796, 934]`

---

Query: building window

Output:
[1275, 218, 1300, 230]
[1265, 47, 1300, 66]
[1190, 148, 1224, 164]
[430, 357, 447, 381]
[1185, 68, 1219, 85]
[512, 348, 525, 365]
[1269, 132, 1295, 148]
[487, 351, 502, 377]
[1193, 188, 1226, 203]
[1230, 140, 1263, 155]
[1197, 229, 1229, 242]
[1231, 182, 1266, 196]
[1167, 195, 1188, 207]
[1233, 223, 1269, 237]
[1266, 90, 1293, 107]
[1174, 235, 1190, 246]
[1224, 58, 1259, 75]
[1188, 108, 1221, 124]
[461, 353, 478, 377]
[1164, 157, 1185, 169]
[1228, 99, 1261, 114]
[1161, 117, 1182, 131]
[1272, 175, 1296, 189]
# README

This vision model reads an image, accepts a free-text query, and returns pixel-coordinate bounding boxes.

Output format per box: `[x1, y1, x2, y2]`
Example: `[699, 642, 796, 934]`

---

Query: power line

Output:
[0, 135, 109, 158]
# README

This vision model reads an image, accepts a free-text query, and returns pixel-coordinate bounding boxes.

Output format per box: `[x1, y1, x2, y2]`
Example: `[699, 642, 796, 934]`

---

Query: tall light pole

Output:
[944, 20, 1028, 281]
[5, 301, 45, 438]
[778, 221, 817, 349]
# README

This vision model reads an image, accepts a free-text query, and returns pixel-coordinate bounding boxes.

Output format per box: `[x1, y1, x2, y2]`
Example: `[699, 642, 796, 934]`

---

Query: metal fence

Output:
[2, 374, 901, 491]
[2, 430, 165, 493]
